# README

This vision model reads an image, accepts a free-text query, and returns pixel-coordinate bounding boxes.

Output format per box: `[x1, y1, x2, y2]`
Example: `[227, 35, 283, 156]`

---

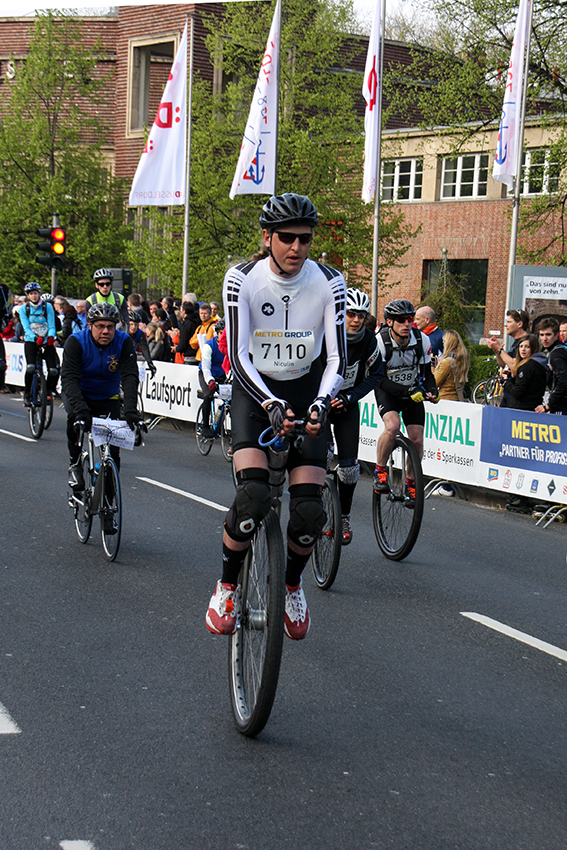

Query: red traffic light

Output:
[50, 227, 66, 268]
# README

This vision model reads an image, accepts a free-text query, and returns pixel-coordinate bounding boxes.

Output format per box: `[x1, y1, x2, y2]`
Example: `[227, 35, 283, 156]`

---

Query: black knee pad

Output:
[287, 483, 326, 548]
[48, 367, 60, 380]
[225, 468, 272, 542]
[25, 363, 36, 375]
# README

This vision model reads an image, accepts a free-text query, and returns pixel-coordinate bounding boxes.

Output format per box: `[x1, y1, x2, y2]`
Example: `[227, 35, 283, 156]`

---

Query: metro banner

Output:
[479, 406, 567, 505]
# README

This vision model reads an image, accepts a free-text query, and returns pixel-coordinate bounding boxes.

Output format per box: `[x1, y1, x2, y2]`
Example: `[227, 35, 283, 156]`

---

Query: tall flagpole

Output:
[273, 0, 282, 197]
[370, 0, 386, 317]
[504, 0, 534, 318]
[182, 15, 194, 297]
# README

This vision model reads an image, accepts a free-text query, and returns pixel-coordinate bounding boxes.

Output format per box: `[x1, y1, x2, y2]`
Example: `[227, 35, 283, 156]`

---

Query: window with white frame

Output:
[441, 153, 489, 199]
[515, 148, 560, 195]
[381, 158, 423, 201]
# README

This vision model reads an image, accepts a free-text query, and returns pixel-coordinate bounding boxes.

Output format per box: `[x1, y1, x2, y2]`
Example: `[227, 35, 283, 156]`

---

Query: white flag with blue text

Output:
[229, 0, 280, 199]
[493, 0, 531, 188]
[129, 21, 187, 207]
[362, 0, 381, 203]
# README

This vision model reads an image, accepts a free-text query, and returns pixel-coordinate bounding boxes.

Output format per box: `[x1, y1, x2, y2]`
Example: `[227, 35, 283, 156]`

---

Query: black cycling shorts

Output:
[329, 403, 360, 460]
[231, 378, 328, 470]
[374, 389, 425, 428]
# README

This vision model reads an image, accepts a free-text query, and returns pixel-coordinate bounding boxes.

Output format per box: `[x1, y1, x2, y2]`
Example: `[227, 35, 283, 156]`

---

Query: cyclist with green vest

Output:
[86, 268, 129, 328]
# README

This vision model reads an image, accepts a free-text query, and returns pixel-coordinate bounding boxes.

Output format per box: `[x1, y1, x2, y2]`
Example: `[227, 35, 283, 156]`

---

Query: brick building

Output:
[0, 7, 561, 332]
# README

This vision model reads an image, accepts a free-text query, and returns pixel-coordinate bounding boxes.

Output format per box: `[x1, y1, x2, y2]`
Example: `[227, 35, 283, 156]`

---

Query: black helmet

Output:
[384, 299, 416, 321]
[93, 268, 114, 283]
[214, 317, 225, 334]
[259, 193, 319, 230]
[128, 311, 141, 323]
[87, 302, 120, 324]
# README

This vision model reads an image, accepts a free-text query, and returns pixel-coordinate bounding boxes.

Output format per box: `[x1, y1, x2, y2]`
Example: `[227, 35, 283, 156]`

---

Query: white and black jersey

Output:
[376, 326, 434, 399]
[224, 256, 347, 409]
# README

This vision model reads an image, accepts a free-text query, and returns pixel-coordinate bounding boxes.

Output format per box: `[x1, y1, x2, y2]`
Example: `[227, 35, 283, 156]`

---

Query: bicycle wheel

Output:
[372, 434, 424, 561]
[195, 403, 213, 456]
[472, 379, 488, 404]
[228, 509, 286, 737]
[220, 405, 232, 461]
[28, 369, 47, 439]
[100, 458, 122, 561]
[311, 474, 341, 590]
[73, 455, 93, 544]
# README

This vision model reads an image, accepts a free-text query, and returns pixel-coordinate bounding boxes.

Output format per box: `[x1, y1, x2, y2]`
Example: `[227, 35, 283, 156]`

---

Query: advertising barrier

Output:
[5, 344, 565, 505]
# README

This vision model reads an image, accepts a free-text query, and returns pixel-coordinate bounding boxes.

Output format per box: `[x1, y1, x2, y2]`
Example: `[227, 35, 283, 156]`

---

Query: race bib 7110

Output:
[252, 329, 315, 381]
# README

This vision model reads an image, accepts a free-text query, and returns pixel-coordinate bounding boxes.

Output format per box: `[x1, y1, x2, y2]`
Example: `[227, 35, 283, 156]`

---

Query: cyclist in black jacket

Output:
[329, 288, 382, 544]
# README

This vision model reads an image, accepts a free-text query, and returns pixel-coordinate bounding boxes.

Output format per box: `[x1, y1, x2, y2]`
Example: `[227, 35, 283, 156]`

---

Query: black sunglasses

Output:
[347, 309, 366, 319]
[273, 231, 313, 245]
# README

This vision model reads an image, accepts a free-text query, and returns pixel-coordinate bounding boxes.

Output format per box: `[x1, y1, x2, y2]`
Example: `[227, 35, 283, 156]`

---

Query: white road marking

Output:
[137, 476, 229, 512]
[0, 428, 36, 443]
[0, 702, 21, 734]
[60, 842, 97, 850]
[461, 612, 567, 663]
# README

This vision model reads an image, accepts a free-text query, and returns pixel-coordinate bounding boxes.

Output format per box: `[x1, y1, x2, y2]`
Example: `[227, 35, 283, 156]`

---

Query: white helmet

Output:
[346, 288, 370, 313]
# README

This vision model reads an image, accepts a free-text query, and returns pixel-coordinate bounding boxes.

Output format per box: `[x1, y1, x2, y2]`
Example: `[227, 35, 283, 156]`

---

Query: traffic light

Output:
[50, 226, 66, 270]
[35, 225, 66, 270]
[36, 227, 52, 268]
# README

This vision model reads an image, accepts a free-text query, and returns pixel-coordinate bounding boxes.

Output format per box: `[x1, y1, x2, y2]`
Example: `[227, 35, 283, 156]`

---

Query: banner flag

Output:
[361, 0, 381, 203]
[129, 21, 187, 206]
[229, 0, 280, 199]
[493, 0, 531, 188]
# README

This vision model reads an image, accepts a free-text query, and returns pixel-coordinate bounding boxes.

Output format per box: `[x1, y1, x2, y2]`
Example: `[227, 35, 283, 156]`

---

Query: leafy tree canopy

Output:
[0, 11, 131, 296]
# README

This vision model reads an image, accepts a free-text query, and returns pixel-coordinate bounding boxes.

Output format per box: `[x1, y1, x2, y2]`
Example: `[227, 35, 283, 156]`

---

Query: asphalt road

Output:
[1, 395, 567, 850]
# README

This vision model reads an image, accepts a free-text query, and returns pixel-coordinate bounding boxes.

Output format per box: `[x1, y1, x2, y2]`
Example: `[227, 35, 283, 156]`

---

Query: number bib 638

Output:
[253, 329, 315, 380]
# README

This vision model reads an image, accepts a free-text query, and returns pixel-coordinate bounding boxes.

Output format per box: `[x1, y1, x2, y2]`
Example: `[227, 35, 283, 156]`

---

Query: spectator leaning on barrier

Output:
[433, 330, 470, 401]
[503, 334, 548, 411]
[414, 305, 444, 360]
[535, 318, 567, 415]
[189, 303, 216, 362]
[486, 309, 530, 408]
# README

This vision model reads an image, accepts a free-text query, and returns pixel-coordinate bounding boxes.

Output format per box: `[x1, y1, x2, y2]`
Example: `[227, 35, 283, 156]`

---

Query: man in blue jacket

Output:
[61, 302, 142, 503]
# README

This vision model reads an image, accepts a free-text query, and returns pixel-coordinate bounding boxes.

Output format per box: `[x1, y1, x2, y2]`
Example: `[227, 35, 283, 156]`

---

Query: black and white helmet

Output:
[93, 268, 114, 283]
[346, 288, 370, 313]
[87, 302, 120, 324]
[128, 311, 141, 323]
[42, 293, 55, 303]
[384, 299, 416, 321]
[214, 317, 225, 334]
[259, 193, 319, 230]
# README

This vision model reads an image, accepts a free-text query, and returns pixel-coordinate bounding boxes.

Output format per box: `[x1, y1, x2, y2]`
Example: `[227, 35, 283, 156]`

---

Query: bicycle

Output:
[68, 418, 145, 561]
[472, 359, 503, 406]
[310, 468, 341, 590]
[28, 344, 51, 439]
[228, 420, 309, 738]
[195, 382, 232, 461]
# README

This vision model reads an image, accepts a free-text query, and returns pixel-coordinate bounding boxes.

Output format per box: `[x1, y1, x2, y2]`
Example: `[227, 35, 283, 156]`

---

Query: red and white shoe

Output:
[206, 580, 239, 635]
[284, 580, 310, 640]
